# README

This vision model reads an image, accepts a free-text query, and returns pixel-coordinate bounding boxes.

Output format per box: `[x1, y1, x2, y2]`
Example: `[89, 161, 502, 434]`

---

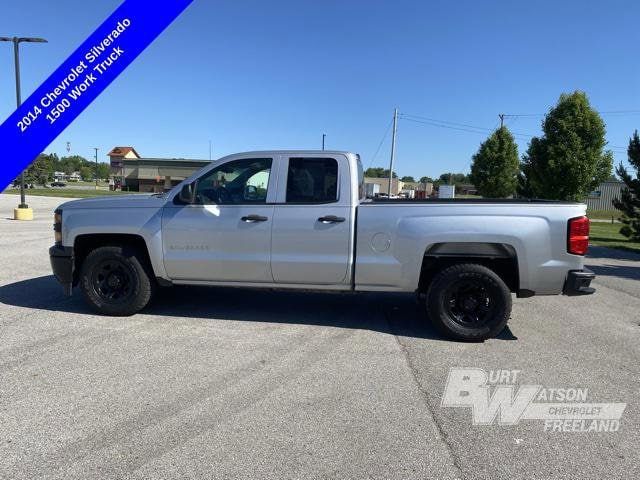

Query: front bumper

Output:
[49, 245, 74, 295]
[563, 268, 596, 296]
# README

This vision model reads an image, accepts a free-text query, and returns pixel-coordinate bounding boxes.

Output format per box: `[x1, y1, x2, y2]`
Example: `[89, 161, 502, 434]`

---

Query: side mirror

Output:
[178, 182, 195, 204]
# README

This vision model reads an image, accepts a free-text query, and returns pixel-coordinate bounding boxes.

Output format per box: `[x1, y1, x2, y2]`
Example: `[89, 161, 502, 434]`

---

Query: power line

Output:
[400, 112, 637, 148]
[504, 110, 640, 118]
[505, 116, 519, 128]
[400, 115, 535, 139]
[367, 118, 393, 169]
[596, 110, 640, 115]
[380, 110, 631, 168]
[502, 113, 544, 118]
[401, 117, 493, 135]
[400, 113, 495, 132]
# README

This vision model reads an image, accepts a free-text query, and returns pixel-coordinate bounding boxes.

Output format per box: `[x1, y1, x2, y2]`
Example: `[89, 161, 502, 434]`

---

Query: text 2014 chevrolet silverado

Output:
[49, 151, 595, 340]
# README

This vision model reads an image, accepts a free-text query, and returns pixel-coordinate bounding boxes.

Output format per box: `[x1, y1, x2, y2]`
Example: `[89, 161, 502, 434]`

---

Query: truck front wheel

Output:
[426, 263, 511, 341]
[79, 245, 154, 316]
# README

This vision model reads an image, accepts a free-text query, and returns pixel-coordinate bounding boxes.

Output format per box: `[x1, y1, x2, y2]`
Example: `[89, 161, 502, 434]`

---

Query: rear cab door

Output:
[270, 153, 357, 286]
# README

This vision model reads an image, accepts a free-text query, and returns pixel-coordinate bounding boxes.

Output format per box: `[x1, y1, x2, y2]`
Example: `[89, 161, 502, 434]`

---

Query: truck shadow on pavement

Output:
[586, 263, 640, 281]
[587, 245, 640, 261]
[0, 275, 517, 342]
[586, 246, 640, 281]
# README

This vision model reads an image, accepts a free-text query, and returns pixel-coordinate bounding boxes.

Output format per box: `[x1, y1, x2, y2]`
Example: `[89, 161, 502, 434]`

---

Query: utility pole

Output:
[93, 147, 99, 188]
[322, 133, 326, 151]
[499, 113, 505, 128]
[0, 36, 47, 218]
[388, 108, 398, 197]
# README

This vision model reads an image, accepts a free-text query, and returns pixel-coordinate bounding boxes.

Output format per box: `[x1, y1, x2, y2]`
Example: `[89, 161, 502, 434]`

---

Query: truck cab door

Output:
[161, 157, 275, 283]
[270, 154, 354, 285]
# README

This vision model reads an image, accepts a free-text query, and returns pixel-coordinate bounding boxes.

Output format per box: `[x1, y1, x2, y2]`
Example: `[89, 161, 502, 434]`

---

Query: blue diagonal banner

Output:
[0, 0, 194, 188]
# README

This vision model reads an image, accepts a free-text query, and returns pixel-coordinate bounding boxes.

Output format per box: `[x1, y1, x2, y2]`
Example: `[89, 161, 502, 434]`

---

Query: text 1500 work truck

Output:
[50, 150, 595, 340]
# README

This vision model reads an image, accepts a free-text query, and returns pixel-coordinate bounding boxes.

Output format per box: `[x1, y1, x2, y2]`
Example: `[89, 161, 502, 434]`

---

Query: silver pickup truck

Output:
[49, 150, 595, 340]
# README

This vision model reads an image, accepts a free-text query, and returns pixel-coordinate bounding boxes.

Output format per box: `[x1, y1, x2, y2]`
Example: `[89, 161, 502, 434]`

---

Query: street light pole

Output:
[0, 36, 47, 214]
[12, 39, 25, 208]
[93, 147, 99, 188]
[322, 133, 326, 151]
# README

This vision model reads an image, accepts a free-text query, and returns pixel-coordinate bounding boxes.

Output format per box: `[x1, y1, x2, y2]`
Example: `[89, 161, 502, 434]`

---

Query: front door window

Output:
[195, 158, 272, 205]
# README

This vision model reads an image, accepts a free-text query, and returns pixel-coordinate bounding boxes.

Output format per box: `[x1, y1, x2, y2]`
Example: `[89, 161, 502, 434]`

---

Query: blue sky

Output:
[1, 0, 639, 179]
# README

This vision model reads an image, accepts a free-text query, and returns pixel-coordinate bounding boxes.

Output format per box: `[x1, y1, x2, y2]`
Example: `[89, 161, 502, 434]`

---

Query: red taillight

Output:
[568, 216, 590, 255]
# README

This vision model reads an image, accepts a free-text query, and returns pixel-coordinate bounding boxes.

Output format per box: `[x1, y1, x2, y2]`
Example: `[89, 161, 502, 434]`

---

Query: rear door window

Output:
[285, 158, 338, 203]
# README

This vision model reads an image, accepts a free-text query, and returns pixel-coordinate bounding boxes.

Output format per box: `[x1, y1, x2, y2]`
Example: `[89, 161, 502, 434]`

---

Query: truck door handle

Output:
[241, 214, 268, 222]
[317, 215, 345, 223]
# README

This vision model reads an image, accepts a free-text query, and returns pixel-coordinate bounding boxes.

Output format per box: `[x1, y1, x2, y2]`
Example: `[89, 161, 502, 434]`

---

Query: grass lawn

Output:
[589, 222, 640, 254]
[586, 209, 622, 221]
[2, 188, 139, 199]
[69, 181, 110, 188]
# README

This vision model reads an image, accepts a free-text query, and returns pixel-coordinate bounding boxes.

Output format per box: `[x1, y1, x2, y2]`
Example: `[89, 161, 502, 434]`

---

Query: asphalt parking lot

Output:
[0, 194, 638, 480]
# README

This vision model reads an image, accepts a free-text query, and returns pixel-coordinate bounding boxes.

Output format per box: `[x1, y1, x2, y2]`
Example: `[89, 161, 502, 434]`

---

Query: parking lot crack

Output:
[386, 317, 465, 479]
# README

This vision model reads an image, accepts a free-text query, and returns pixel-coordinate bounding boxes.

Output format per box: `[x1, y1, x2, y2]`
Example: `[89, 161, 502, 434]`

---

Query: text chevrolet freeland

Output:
[49, 151, 595, 340]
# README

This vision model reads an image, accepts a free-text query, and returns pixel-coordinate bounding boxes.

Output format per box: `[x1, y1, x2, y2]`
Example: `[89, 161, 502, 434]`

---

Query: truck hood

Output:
[58, 194, 168, 210]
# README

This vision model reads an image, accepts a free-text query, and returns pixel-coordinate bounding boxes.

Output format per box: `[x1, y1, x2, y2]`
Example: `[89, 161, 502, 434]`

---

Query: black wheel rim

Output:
[91, 259, 135, 304]
[444, 277, 495, 328]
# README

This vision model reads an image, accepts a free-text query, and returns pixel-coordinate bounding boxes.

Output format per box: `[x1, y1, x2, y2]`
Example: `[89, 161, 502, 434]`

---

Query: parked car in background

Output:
[51, 181, 67, 187]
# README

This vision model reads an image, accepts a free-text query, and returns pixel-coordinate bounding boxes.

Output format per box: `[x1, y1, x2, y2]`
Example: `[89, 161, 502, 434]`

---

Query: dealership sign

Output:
[0, 0, 194, 188]
[441, 368, 626, 432]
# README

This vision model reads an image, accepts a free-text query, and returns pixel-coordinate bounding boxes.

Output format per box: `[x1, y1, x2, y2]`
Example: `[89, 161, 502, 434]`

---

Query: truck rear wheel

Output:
[79, 245, 154, 316]
[425, 263, 511, 341]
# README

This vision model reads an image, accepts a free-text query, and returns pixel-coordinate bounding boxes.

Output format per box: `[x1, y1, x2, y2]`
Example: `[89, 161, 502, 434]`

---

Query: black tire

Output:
[425, 263, 511, 341]
[79, 245, 154, 316]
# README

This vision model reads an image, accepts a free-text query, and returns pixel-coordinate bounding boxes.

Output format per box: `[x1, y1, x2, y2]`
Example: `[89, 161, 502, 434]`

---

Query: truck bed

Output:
[355, 199, 588, 295]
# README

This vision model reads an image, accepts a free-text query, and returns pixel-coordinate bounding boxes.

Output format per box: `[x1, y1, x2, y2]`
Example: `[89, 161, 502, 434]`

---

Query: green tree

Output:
[400, 175, 415, 182]
[59, 155, 88, 175]
[438, 172, 469, 184]
[79, 165, 94, 181]
[470, 126, 519, 198]
[97, 163, 111, 180]
[518, 91, 612, 201]
[612, 130, 640, 240]
[419, 176, 433, 184]
[23, 153, 54, 186]
[47, 153, 60, 171]
[364, 167, 397, 178]
[365, 167, 384, 177]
